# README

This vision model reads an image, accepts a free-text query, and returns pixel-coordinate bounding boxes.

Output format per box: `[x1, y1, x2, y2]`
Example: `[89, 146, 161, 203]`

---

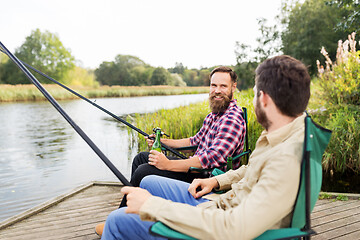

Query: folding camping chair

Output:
[150, 114, 332, 240]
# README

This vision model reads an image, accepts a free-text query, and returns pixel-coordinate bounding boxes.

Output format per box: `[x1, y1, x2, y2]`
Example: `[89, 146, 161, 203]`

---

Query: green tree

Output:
[328, 0, 360, 34]
[64, 66, 99, 87]
[95, 55, 148, 86]
[234, 17, 281, 90]
[129, 65, 154, 86]
[234, 43, 259, 90]
[170, 73, 187, 86]
[281, 0, 348, 75]
[183, 69, 198, 86]
[149, 67, 171, 85]
[2, 29, 75, 84]
[196, 69, 211, 86]
[168, 62, 185, 75]
[94, 61, 121, 86]
[234, 61, 258, 90]
[254, 18, 282, 62]
[0, 53, 8, 84]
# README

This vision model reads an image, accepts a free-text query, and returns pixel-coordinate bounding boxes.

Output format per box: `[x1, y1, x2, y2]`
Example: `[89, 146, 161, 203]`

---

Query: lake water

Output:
[0, 93, 208, 222]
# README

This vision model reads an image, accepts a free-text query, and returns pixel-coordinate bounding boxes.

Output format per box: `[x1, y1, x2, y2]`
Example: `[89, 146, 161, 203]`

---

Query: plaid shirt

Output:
[189, 99, 246, 170]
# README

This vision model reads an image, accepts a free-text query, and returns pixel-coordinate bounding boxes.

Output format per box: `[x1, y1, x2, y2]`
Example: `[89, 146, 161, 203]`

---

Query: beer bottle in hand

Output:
[152, 128, 162, 152]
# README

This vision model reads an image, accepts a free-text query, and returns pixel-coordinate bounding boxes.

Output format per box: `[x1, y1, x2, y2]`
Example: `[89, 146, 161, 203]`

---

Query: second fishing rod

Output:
[0, 48, 187, 159]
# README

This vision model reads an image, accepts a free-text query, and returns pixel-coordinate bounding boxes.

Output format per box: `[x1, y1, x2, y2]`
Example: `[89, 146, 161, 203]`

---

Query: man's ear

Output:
[232, 82, 237, 93]
[259, 91, 269, 107]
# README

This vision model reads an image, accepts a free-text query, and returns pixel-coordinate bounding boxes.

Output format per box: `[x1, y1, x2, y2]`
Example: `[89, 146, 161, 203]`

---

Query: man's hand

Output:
[148, 150, 171, 170]
[188, 177, 219, 198]
[145, 134, 155, 148]
[121, 187, 152, 214]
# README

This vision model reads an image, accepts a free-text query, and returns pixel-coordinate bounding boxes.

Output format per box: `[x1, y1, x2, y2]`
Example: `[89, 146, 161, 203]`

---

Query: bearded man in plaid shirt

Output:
[133, 66, 245, 183]
[121, 66, 245, 202]
[96, 66, 246, 236]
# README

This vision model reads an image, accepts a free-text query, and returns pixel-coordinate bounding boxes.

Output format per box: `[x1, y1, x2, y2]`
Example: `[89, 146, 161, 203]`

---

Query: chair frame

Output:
[185, 107, 251, 173]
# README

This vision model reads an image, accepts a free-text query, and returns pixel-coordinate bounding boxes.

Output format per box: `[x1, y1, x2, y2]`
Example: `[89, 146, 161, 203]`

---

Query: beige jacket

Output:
[140, 114, 305, 240]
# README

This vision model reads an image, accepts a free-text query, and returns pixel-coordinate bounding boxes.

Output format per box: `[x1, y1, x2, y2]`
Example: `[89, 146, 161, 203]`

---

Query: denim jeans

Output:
[101, 175, 209, 240]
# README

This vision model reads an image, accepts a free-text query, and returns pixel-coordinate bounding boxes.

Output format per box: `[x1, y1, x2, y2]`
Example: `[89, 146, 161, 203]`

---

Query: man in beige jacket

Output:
[101, 55, 311, 240]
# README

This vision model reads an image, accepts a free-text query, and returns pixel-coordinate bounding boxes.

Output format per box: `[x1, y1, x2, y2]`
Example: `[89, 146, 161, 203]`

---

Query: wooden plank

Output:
[0, 182, 123, 240]
[0, 182, 359, 240]
[312, 202, 360, 225]
[313, 211, 360, 232]
[312, 200, 359, 219]
[0, 182, 94, 230]
[313, 221, 360, 240]
[312, 199, 360, 240]
[334, 229, 360, 240]
[312, 199, 354, 213]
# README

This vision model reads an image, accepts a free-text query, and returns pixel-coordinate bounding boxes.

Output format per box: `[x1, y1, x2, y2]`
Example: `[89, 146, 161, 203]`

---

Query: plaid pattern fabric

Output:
[189, 99, 246, 170]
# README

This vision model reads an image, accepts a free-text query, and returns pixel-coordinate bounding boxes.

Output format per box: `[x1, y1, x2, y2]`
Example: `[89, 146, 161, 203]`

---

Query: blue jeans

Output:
[101, 175, 209, 240]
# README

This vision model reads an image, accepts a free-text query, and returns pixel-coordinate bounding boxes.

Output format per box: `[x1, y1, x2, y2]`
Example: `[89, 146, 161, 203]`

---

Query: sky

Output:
[1, 0, 283, 70]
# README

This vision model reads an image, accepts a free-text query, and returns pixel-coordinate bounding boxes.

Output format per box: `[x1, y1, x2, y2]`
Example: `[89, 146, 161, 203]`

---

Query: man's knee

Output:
[104, 209, 127, 236]
[132, 152, 150, 173]
[133, 152, 149, 165]
[131, 164, 157, 186]
[140, 175, 162, 189]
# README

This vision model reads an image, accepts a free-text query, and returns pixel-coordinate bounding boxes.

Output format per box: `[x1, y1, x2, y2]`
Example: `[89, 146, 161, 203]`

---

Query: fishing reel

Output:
[152, 127, 170, 137]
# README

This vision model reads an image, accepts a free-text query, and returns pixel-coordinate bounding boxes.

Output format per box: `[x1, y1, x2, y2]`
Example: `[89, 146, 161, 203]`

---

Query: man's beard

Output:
[255, 97, 271, 130]
[209, 91, 232, 113]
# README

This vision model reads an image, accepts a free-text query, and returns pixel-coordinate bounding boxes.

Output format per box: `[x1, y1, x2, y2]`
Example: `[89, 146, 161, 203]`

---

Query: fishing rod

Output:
[0, 42, 132, 186]
[0, 48, 187, 159]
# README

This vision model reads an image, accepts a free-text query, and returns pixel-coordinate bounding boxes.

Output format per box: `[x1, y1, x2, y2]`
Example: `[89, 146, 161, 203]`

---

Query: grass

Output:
[336, 194, 349, 201]
[0, 84, 209, 102]
[319, 193, 332, 200]
[319, 192, 350, 201]
[319, 192, 351, 201]
[134, 89, 263, 152]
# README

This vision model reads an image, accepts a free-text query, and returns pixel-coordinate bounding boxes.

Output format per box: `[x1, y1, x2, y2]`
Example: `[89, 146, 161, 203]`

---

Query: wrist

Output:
[211, 177, 220, 189]
[166, 158, 175, 171]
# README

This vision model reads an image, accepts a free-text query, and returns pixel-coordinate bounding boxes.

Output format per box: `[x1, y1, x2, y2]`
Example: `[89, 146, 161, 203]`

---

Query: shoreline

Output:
[0, 84, 209, 102]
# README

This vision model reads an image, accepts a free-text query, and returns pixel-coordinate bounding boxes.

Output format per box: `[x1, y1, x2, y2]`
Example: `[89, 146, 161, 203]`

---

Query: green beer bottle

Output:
[152, 128, 162, 152]
[226, 156, 233, 171]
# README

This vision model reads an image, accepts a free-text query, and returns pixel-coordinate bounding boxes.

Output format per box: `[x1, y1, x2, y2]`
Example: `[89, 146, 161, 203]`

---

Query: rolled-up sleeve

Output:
[189, 116, 209, 146]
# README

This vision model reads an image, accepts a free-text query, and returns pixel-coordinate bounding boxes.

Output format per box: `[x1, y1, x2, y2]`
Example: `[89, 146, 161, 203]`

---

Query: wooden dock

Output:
[0, 181, 123, 240]
[0, 181, 359, 239]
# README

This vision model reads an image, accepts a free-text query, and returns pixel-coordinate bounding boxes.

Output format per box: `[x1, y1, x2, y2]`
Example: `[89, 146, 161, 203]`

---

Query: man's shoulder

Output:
[224, 104, 244, 122]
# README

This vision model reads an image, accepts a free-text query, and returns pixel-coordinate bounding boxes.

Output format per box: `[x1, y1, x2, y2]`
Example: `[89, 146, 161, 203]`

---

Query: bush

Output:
[312, 105, 360, 173]
[317, 32, 360, 106]
[314, 32, 360, 173]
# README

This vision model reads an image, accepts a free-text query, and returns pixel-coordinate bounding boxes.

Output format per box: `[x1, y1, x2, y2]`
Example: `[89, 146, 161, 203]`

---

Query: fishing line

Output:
[0, 42, 132, 186]
[0, 47, 187, 159]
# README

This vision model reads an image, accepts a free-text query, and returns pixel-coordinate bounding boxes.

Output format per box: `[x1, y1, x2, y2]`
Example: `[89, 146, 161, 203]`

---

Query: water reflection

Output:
[0, 94, 208, 221]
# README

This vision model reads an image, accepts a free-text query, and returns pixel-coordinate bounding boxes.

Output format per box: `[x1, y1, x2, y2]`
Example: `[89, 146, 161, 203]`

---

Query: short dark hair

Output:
[255, 55, 311, 117]
[210, 66, 237, 83]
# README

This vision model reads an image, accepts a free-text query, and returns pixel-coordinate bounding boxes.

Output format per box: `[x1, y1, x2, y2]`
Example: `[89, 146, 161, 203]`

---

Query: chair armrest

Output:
[232, 149, 252, 161]
[174, 145, 198, 151]
[150, 222, 197, 240]
[189, 166, 212, 173]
